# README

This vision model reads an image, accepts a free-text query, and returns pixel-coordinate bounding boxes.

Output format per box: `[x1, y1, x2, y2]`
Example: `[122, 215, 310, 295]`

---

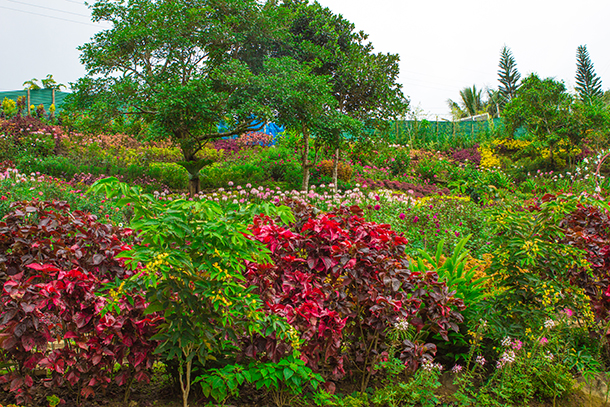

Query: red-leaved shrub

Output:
[0, 200, 161, 404]
[244, 200, 464, 386]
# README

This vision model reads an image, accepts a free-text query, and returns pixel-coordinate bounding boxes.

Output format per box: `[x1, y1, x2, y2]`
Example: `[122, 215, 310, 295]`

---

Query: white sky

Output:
[2, 0, 610, 120]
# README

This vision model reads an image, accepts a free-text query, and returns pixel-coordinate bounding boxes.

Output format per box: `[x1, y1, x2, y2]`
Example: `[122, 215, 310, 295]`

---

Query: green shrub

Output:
[16, 155, 79, 178]
[147, 162, 189, 190]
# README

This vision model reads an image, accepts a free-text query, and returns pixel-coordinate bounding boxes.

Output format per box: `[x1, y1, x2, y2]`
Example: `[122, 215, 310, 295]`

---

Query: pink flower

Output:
[399, 213, 406, 220]
[374, 204, 381, 210]
[564, 308, 574, 317]
[413, 216, 419, 223]
[228, 181, 234, 186]
[539, 337, 548, 346]
[375, 195, 380, 201]
[455, 231, 460, 237]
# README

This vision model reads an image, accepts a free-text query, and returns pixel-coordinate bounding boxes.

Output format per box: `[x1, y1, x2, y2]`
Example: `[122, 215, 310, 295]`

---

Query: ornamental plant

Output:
[481, 193, 596, 340]
[245, 199, 464, 392]
[560, 200, 610, 337]
[90, 177, 302, 407]
[0, 200, 160, 404]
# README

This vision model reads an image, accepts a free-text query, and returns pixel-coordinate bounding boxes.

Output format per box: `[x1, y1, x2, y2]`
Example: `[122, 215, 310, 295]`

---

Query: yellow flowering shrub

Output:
[478, 145, 501, 168]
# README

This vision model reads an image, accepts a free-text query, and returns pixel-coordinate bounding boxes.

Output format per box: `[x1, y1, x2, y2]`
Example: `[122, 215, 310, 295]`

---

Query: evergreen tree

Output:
[575, 45, 603, 104]
[498, 45, 521, 109]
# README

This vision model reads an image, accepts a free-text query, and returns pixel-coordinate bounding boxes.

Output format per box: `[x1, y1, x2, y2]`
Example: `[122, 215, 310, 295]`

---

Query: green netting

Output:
[0, 89, 70, 112]
[382, 118, 505, 149]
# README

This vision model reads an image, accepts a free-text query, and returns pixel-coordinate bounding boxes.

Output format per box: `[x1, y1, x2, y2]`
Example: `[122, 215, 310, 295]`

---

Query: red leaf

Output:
[64, 331, 79, 339]
[81, 385, 95, 398]
[10, 377, 24, 392]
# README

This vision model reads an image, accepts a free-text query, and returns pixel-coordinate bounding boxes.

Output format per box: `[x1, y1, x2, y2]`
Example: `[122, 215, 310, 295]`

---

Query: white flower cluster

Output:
[544, 319, 556, 329]
[544, 351, 554, 361]
[475, 355, 486, 366]
[501, 336, 512, 347]
[422, 360, 443, 372]
[496, 349, 516, 369]
[393, 318, 410, 331]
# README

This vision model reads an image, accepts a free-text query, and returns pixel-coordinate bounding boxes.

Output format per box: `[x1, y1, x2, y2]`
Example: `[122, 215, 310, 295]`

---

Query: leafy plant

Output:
[245, 199, 464, 392]
[90, 177, 296, 407]
[0, 200, 160, 404]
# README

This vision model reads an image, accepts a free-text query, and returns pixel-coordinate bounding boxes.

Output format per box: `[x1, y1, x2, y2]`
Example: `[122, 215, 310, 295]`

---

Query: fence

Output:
[382, 118, 505, 149]
[0, 89, 70, 113]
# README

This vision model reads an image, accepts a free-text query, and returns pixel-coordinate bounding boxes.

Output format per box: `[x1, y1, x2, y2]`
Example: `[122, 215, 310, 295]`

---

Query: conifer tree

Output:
[498, 45, 521, 109]
[575, 45, 603, 104]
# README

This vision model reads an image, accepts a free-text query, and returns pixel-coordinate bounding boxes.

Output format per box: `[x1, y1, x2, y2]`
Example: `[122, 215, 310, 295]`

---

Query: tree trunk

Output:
[332, 147, 339, 193]
[301, 125, 311, 192]
[188, 175, 200, 196]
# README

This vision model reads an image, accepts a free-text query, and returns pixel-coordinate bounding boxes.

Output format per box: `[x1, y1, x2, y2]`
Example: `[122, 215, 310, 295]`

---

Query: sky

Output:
[2, 0, 610, 120]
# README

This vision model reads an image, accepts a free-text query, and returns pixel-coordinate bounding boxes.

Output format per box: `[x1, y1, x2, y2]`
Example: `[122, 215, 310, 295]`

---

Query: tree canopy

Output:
[65, 0, 407, 193]
[65, 0, 282, 194]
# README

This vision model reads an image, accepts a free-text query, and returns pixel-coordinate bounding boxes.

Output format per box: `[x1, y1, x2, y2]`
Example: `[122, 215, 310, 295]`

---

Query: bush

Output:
[316, 159, 353, 182]
[147, 162, 189, 190]
[245, 200, 464, 389]
[0, 200, 160, 404]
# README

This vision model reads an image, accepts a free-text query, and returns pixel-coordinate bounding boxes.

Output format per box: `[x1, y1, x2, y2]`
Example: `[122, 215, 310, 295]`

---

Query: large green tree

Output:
[498, 45, 521, 110]
[503, 74, 575, 167]
[575, 45, 603, 105]
[66, 0, 280, 194]
[269, 0, 407, 191]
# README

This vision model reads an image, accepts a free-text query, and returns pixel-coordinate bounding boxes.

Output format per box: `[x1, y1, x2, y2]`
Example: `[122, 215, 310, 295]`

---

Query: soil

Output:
[3, 370, 610, 407]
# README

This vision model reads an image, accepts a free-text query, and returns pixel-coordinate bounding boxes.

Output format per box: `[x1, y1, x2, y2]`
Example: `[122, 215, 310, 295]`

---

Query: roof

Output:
[0, 89, 70, 112]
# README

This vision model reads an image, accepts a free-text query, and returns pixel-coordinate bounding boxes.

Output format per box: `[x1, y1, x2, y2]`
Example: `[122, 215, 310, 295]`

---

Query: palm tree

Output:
[447, 85, 485, 119]
[22, 78, 41, 90]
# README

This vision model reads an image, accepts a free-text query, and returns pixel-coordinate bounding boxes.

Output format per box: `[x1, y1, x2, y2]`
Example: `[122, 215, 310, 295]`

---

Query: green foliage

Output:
[147, 162, 189, 190]
[497, 45, 521, 108]
[448, 85, 487, 120]
[196, 353, 323, 406]
[503, 74, 576, 167]
[371, 362, 442, 407]
[90, 177, 296, 407]
[467, 318, 578, 406]
[412, 236, 490, 318]
[575, 45, 603, 105]
[68, 0, 277, 193]
[481, 193, 596, 339]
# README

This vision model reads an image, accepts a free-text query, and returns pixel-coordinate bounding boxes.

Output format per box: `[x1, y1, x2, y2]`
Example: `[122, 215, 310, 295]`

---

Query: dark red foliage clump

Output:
[0, 200, 161, 404]
[450, 144, 481, 166]
[560, 202, 610, 322]
[244, 200, 464, 382]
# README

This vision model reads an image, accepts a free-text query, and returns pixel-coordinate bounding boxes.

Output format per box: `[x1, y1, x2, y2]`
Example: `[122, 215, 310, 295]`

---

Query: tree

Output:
[278, 0, 407, 191]
[66, 0, 278, 195]
[498, 45, 521, 109]
[575, 45, 603, 105]
[22, 78, 41, 90]
[259, 56, 337, 191]
[503, 74, 575, 167]
[41, 74, 66, 90]
[447, 85, 485, 119]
